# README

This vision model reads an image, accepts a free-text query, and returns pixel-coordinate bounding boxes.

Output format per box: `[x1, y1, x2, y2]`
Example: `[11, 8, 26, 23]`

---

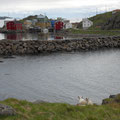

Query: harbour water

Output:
[0, 49, 120, 104]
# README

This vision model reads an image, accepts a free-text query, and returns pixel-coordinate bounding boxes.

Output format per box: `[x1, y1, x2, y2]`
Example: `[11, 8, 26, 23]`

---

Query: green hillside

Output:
[89, 12, 112, 29]
[20, 15, 49, 23]
[77, 11, 120, 30]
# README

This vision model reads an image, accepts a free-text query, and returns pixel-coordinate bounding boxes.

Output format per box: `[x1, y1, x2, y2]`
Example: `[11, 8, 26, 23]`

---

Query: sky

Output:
[0, 0, 120, 22]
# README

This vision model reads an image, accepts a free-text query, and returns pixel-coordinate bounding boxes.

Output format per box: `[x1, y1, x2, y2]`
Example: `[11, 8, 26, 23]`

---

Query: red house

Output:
[55, 21, 63, 30]
[6, 21, 22, 31]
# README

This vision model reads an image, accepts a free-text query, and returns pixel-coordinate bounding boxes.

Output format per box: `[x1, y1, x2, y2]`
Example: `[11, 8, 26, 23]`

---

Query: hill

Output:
[77, 10, 120, 30]
[20, 14, 49, 23]
[101, 12, 120, 30]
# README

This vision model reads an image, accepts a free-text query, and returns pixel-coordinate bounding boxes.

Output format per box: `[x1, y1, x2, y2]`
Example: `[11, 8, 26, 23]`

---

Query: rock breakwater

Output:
[0, 36, 120, 55]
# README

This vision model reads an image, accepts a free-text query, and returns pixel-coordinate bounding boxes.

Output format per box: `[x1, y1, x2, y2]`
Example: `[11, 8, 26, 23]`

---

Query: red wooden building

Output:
[6, 21, 22, 31]
[55, 21, 63, 30]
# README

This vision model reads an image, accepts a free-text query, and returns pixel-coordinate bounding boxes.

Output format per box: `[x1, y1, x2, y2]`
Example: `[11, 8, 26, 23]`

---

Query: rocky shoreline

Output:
[0, 36, 120, 55]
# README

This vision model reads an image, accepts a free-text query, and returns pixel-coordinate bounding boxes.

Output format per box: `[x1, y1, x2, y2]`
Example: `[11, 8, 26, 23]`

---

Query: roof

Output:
[82, 18, 93, 23]
[113, 9, 120, 12]
[37, 14, 45, 19]
[7, 21, 22, 24]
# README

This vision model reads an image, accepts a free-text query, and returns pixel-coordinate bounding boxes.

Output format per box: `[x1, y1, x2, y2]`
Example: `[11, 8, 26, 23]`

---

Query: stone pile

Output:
[0, 36, 120, 55]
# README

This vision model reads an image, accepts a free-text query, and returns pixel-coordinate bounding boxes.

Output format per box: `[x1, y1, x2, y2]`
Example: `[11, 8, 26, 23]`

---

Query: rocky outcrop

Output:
[102, 94, 120, 105]
[102, 12, 120, 30]
[0, 36, 120, 55]
[0, 104, 16, 116]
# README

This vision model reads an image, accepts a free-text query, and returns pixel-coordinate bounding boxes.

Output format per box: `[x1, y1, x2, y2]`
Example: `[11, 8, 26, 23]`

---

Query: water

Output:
[0, 33, 66, 41]
[0, 49, 120, 104]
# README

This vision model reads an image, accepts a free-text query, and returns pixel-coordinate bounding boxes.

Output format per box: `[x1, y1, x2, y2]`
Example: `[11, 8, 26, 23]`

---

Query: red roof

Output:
[113, 9, 120, 12]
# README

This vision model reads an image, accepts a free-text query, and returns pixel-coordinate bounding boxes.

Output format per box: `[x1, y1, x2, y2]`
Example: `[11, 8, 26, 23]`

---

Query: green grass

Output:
[0, 98, 120, 120]
[69, 29, 120, 36]
[77, 12, 113, 29]
[89, 12, 113, 27]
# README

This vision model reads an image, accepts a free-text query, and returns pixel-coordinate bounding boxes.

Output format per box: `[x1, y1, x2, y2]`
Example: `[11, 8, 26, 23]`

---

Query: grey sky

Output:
[0, 0, 120, 22]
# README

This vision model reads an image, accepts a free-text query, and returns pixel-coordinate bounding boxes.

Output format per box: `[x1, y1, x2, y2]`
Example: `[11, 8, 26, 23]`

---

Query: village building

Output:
[36, 14, 51, 29]
[82, 18, 93, 30]
[72, 23, 79, 29]
[24, 20, 32, 29]
[63, 20, 72, 29]
[35, 22, 51, 29]
[5, 21, 22, 31]
[55, 21, 64, 31]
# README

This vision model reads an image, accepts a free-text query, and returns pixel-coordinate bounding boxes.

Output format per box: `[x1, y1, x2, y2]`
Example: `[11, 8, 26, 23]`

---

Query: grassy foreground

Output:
[0, 98, 120, 120]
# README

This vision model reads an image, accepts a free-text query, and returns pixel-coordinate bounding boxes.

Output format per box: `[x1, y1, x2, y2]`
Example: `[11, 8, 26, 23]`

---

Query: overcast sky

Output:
[0, 0, 120, 22]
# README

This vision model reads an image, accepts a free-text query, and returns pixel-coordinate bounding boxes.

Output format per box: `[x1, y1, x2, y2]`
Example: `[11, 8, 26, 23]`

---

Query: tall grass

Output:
[0, 98, 120, 120]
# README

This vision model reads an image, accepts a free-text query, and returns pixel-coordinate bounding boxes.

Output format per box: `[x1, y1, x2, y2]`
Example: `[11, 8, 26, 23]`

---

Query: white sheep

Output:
[77, 96, 87, 106]
[85, 98, 93, 105]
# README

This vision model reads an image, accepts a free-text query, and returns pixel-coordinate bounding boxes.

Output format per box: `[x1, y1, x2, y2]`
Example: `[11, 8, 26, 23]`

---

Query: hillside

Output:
[102, 12, 120, 30]
[77, 10, 120, 30]
[20, 15, 49, 23]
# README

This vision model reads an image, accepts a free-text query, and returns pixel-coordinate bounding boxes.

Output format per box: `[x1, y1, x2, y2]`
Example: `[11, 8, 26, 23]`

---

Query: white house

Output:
[82, 18, 93, 30]
[65, 23, 72, 29]
[37, 14, 45, 19]
[63, 20, 72, 29]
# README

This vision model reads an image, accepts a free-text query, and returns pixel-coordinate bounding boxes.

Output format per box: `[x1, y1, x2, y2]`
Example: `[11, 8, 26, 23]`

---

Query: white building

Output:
[82, 18, 93, 30]
[37, 14, 45, 19]
[63, 20, 72, 29]
[65, 22, 72, 29]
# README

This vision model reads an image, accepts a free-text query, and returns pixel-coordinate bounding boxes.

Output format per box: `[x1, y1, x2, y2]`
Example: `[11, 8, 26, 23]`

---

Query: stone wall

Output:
[0, 36, 120, 55]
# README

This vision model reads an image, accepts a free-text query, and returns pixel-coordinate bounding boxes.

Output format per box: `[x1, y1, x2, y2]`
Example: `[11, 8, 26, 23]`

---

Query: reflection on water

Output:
[0, 33, 66, 41]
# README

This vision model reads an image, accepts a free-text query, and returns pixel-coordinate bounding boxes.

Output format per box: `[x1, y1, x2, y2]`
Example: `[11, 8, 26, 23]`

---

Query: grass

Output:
[77, 12, 113, 29]
[89, 12, 113, 27]
[69, 29, 120, 36]
[0, 98, 120, 120]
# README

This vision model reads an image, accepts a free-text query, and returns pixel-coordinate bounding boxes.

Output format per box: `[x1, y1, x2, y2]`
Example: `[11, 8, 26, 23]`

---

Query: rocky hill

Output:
[77, 10, 120, 30]
[102, 12, 120, 30]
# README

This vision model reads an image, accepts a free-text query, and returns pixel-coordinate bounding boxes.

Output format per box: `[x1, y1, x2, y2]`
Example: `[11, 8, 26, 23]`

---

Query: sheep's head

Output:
[78, 96, 83, 100]
[86, 98, 89, 102]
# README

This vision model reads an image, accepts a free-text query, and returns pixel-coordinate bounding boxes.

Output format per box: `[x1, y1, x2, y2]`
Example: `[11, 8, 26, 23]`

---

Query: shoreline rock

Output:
[0, 36, 120, 55]
[102, 94, 120, 105]
[0, 104, 16, 116]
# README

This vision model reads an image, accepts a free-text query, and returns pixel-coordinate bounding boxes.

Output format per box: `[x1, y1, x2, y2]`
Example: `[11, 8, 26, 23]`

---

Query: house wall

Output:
[82, 19, 93, 29]
[24, 21, 32, 28]
[35, 22, 51, 28]
[65, 23, 72, 29]
[55, 21, 63, 30]
[6, 21, 22, 31]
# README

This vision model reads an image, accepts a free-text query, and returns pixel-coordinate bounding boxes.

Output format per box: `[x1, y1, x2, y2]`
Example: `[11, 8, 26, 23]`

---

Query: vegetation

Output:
[68, 29, 120, 36]
[20, 15, 49, 23]
[77, 11, 120, 30]
[102, 12, 120, 30]
[0, 98, 120, 120]
[89, 12, 113, 29]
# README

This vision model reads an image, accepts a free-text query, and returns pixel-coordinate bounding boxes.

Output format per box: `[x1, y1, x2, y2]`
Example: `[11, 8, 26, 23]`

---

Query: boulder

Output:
[0, 104, 16, 116]
[102, 94, 120, 105]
